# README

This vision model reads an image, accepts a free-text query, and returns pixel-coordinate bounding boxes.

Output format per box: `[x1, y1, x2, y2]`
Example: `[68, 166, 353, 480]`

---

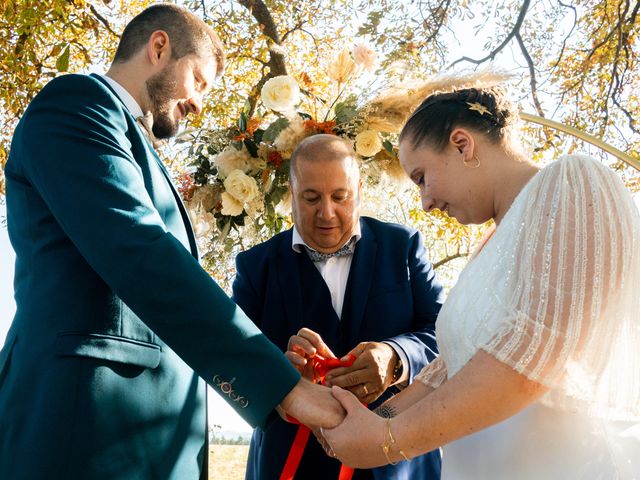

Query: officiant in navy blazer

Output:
[0, 6, 343, 479]
[233, 135, 444, 480]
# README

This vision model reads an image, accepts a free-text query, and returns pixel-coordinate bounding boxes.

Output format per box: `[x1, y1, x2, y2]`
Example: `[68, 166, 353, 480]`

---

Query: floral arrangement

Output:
[179, 43, 391, 246]
[178, 49, 506, 259]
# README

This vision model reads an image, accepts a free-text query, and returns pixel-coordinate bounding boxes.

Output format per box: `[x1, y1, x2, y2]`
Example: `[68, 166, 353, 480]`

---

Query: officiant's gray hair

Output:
[113, 4, 224, 78]
[289, 134, 360, 185]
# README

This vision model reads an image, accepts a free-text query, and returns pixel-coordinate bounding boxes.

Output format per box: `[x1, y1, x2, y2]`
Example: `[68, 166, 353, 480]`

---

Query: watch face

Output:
[393, 358, 403, 381]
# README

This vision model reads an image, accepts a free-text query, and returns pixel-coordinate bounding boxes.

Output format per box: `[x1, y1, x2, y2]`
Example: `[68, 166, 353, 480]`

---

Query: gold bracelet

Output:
[380, 418, 409, 465]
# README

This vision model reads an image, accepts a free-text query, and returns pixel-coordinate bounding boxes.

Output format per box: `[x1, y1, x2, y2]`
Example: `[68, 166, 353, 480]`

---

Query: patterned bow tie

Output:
[304, 237, 357, 262]
[136, 111, 162, 149]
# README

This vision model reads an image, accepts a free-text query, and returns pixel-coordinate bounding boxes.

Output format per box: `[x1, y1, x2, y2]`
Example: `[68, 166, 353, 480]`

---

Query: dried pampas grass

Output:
[363, 70, 513, 180]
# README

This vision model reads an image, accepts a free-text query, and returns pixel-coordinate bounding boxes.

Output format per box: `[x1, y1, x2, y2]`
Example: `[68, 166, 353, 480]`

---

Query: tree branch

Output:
[550, 1, 577, 70]
[433, 251, 468, 270]
[449, 0, 531, 68]
[282, 20, 306, 43]
[236, 0, 289, 116]
[89, 4, 119, 39]
[515, 31, 544, 118]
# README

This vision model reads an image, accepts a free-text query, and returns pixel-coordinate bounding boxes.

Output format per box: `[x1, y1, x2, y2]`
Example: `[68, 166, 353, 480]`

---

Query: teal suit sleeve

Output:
[15, 75, 300, 428]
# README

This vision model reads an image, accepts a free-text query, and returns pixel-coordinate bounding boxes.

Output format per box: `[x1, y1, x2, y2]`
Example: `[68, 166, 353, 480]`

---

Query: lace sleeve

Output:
[481, 155, 640, 419]
[414, 356, 447, 389]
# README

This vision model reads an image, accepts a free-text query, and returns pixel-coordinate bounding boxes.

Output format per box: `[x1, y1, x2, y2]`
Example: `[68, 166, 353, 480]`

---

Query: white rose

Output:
[214, 146, 250, 178]
[261, 75, 300, 113]
[223, 169, 259, 203]
[220, 191, 244, 216]
[352, 43, 378, 72]
[355, 130, 383, 157]
[328, 48, 356, 83]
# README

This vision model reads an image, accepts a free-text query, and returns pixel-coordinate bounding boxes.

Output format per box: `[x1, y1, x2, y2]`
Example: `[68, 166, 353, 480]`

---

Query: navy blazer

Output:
[0, 74, 300, 480]
[233, 217, 444, 480]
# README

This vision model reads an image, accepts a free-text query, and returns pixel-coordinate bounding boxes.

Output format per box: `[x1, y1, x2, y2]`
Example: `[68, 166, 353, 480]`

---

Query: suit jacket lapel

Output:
[146, 147, 199, 260]
[342, 219, 376, 346]
[91, 74, 199, 259]
[277, 231, 305, 335]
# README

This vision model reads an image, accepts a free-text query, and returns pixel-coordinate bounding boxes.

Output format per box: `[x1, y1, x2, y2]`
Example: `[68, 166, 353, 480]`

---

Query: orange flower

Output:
[303, 119, 337, 134]
[267, 151, 283, 168]
[234, 117, 263, 141]
[246, 117, 262, 136]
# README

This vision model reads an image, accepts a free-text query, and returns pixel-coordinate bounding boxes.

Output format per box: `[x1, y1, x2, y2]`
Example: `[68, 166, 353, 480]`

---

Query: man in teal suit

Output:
[0, 5, 342, 479]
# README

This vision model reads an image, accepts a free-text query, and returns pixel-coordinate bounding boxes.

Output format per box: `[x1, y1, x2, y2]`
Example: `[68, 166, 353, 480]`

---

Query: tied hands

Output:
[277, 330, 347, 430]
[286, 327, 400, 404]
[281, 327, 406, 467]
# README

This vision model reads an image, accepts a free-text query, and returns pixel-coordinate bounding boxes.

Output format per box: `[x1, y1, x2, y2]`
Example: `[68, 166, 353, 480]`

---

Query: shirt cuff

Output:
[383, 341, 410, 385]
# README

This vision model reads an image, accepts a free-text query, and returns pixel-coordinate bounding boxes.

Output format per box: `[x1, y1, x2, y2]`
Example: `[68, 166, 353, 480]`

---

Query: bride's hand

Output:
[321, 386, 388, 468]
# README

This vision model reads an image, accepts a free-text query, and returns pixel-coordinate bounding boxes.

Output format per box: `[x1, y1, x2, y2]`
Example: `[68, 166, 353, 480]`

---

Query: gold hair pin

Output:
[466, 102, 491, 116]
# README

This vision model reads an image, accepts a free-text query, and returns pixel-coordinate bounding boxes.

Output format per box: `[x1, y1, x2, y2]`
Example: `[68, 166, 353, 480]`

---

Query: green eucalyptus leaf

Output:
[244, 138, 258, 157]
[262, 118, 290, 143]
[238, 112, 247, 132]
[253, 129, 265, 144]
[335, 102, 358, 124]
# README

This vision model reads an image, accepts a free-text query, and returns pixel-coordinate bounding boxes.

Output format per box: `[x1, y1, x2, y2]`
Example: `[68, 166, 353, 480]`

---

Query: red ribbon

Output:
[280, 354, 357, 480]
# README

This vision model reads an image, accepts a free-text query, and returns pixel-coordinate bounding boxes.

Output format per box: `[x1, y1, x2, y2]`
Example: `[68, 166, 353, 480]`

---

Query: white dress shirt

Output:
[101, 75, 143, 118]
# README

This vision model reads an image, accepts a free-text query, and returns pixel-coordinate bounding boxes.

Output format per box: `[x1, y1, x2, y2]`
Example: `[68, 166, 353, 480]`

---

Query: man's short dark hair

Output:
[113, 4, 224, 76]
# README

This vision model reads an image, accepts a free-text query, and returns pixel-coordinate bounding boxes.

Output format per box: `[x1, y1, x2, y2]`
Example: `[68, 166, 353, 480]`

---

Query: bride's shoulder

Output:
[536, 153, 615, 186]
[545, 153, 609, 174]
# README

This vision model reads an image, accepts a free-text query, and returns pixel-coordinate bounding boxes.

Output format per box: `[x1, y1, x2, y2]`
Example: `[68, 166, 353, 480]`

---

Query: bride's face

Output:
[399, 138, 485, 225]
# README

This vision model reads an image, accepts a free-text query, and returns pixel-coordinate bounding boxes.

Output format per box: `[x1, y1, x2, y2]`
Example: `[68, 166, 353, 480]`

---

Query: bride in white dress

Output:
[321, 83, 640, 478]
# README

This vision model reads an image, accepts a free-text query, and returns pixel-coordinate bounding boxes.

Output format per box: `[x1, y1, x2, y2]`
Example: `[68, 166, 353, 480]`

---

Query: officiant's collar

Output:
[292, 223, 361, 254]
[101, 75, 144, 119]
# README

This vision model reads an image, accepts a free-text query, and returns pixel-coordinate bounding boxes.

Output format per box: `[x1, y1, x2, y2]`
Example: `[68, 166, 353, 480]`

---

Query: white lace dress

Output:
[416, 154, 640, 479]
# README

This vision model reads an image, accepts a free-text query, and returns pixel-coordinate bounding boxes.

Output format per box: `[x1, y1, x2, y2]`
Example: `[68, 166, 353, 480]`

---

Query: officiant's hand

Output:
[285, 327, 337, 380]
[324, 341, 397, 404]
[278, 378, 346, 429]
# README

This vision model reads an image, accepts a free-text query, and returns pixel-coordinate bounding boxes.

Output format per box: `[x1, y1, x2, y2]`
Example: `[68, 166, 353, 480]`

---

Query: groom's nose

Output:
[186, 95, 203, 116]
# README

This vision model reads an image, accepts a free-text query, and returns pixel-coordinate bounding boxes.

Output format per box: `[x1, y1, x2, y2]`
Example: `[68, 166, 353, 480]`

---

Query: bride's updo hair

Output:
[400, 86, 519, 152]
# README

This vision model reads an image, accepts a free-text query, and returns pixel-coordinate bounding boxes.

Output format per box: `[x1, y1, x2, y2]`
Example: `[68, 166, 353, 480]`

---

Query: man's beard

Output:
[146, 65, 180, 139]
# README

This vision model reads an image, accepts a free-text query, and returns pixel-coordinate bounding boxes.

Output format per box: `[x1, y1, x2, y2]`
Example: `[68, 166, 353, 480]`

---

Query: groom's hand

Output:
[279, 378, 345, 429]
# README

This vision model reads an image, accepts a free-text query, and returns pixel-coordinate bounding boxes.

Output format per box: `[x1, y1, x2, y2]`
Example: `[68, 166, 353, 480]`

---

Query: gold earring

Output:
[464, 155, 480, 169]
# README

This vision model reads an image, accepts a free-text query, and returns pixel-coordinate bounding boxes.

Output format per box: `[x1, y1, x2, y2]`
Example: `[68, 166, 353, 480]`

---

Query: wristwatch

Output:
[391, 355, 404, 384]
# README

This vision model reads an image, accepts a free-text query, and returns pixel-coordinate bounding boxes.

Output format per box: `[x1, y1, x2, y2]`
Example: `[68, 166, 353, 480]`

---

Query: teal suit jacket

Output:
[0, 74, 300, 479]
